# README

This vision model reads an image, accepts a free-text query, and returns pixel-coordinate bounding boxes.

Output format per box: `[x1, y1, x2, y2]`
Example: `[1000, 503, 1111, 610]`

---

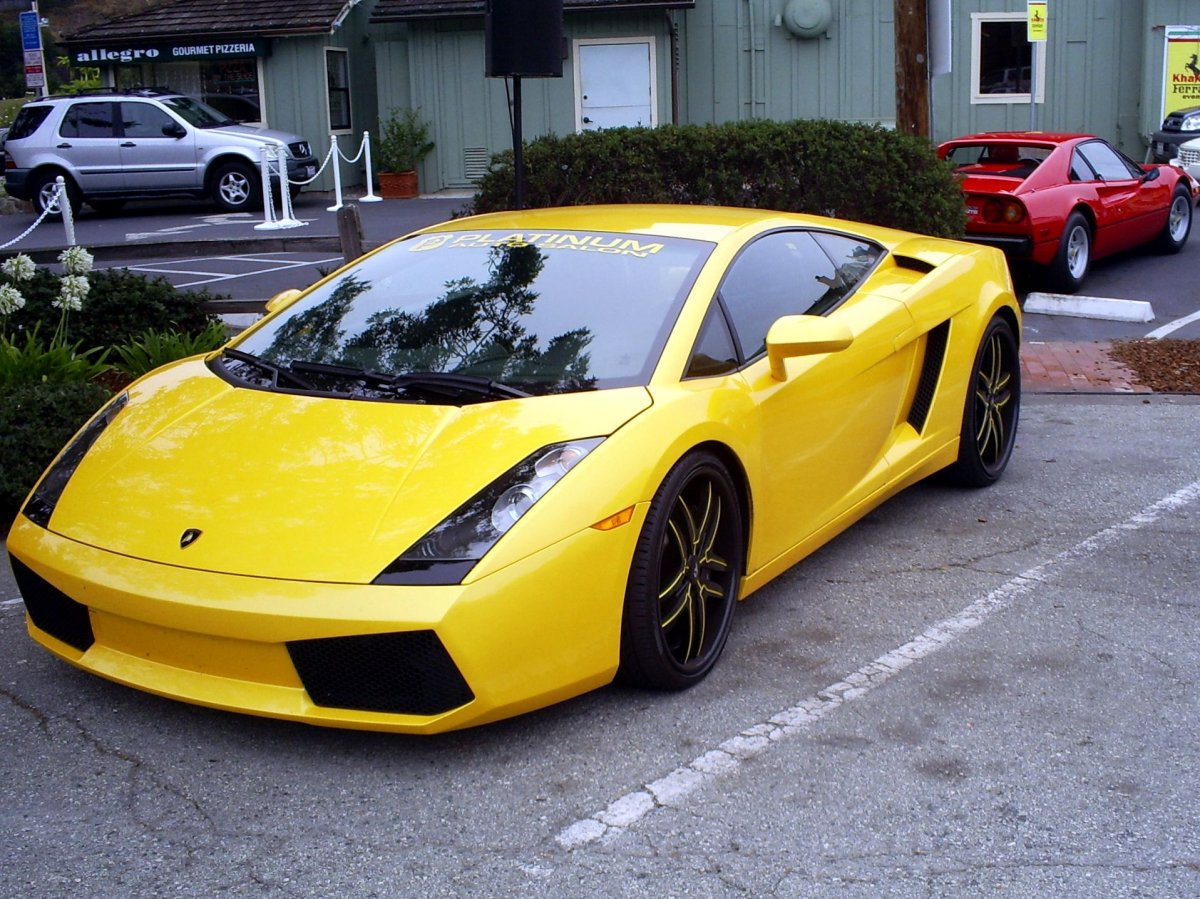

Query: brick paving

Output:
[1020, 340, 1151, 394]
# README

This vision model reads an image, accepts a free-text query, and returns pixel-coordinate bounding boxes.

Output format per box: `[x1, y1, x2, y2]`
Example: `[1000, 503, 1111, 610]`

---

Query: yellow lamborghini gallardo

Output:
[7, 205, 1020, 734]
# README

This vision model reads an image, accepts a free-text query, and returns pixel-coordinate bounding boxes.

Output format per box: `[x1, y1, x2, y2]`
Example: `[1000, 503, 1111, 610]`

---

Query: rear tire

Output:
[944, 315, 1021, 488]
[30, 171, 82, 219]
[1047, 211, 1090, 293]
[618, 451, 744, 690]
[1155, 185, 1192, 253]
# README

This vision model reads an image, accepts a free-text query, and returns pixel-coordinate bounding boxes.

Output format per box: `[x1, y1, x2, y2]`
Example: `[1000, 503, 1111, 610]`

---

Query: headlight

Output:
[23, 392, 129, 528]
[374, 437, 604, 586]
[1183, 114, 1200, 132]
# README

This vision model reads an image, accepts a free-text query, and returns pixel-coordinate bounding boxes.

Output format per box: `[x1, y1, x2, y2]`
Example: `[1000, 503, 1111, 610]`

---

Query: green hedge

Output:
[470, 119, 966, 238]
[4, 267, 219, 351]
[1, 380, 113, 524]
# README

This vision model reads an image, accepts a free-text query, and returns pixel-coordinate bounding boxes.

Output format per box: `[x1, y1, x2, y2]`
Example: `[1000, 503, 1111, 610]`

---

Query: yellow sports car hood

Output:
[46, 360, 651, 583]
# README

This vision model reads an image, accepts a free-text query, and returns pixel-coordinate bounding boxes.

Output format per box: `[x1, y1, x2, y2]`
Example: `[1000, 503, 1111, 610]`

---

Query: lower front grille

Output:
[287, 630, 474, 716]
[9, 556, 95, 652]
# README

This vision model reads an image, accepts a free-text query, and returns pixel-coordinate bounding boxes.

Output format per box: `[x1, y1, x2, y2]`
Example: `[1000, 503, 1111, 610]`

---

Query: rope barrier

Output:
[0, 178, 77, 251]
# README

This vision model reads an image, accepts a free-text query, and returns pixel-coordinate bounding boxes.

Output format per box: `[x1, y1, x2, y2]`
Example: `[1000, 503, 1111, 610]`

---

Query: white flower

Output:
[0, 283, 26, 314]
[58, 246, 94, 276]
[1, 254, 36, 282]
[55, 274, 90, 312]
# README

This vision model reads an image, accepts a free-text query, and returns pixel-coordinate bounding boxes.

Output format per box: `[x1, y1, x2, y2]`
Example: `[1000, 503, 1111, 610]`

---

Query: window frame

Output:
[325, 48, 353, 134]
[970, 12, 1046, 106]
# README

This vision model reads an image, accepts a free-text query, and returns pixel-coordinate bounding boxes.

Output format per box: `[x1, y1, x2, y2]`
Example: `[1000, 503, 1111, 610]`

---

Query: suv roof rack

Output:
[41, 86, 179, 100]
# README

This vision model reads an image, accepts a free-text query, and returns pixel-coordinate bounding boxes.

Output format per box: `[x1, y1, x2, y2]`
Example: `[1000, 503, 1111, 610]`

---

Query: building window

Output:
[970, 12, 1045, 105]
[114, 59, 263, 123]
[326, 49, 351, 132]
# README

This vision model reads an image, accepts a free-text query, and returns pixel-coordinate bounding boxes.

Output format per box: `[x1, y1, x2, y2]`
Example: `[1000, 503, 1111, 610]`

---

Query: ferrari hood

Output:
[47, 360, 651, 583]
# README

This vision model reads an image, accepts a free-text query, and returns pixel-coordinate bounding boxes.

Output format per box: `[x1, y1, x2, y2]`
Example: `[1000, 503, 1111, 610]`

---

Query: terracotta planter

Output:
[378, 170, 419, 199]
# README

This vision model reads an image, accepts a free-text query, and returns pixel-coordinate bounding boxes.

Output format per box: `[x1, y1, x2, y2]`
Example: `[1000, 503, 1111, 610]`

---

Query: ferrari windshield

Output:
[230, 230, 713, 397]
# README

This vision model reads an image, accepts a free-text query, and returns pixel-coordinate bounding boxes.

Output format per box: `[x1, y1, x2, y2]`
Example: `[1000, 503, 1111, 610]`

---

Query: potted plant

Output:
[375, 108, 435, 199]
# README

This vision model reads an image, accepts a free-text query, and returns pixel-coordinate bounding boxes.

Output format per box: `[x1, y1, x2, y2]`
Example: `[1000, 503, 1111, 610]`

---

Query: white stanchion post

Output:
[360, 131, 382, 202]
[326, 134, 344, 212]
[255, 146, 279, 230]
[275, 142, 303, 228]
[56, 177, 76, 246]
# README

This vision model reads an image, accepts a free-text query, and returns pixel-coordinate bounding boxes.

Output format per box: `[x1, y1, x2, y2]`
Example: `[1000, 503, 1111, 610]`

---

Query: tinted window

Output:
[7, 105, 53, 140]
[1069, 152, 1093, 182]
[685, 303, 739, 379]
[810, 233, 883, 314]
[719, 231, 842, 359]
[60, 103, 116, 139]
[120, 102, 179, 139]
[1076, 141, 1139, 181]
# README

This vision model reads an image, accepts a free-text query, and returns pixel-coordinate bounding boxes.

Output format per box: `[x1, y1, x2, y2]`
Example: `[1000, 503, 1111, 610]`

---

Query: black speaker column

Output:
[485, 0, 564, 208]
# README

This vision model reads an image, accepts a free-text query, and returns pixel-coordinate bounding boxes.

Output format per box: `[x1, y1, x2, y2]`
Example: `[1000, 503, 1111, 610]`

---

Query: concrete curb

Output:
[1024, 291, 1155, 322]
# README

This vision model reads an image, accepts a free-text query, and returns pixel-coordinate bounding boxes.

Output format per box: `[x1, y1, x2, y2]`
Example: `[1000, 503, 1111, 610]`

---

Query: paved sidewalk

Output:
[1020, 340, 1150, 394]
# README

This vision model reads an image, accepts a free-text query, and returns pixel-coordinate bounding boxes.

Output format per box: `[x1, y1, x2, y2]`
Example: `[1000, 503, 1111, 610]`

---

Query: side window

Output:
[719, 231, 839, 360]
[1076, 141, 1139, 181]
[684, 303, 739, 379]
[60, 103, 116, 139]
[120, 103, 179, 139]
[809, 233, 883, 315]
[1069, 151, 1093, 182]
[326, 49, 352, 132]
[8, 105, 53, 140]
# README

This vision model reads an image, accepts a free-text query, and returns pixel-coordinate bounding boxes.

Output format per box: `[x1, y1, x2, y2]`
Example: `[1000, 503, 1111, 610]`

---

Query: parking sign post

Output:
[1027, 1, 1048, 131]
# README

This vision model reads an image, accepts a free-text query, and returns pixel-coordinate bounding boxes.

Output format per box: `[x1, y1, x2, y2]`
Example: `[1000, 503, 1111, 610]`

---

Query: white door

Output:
[575, 39, 657, 131]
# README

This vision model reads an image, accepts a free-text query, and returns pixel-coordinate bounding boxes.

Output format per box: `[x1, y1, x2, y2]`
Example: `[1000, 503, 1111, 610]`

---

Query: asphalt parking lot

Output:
[1, 194, 1199, 897]
[1, 393, 1198, 898]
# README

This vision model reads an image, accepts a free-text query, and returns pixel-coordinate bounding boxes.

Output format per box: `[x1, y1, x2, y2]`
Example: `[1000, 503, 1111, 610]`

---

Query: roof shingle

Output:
[65, 0, 361, 42]
[370, 0, 692, 23]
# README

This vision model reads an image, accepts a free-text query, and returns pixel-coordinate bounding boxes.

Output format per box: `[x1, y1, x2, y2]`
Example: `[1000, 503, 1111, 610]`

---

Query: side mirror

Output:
[1142, 166, 1161, 183]
[265, 288, 303, 314]
[162, 122, 187, 139]
[765, 315, 854, 381]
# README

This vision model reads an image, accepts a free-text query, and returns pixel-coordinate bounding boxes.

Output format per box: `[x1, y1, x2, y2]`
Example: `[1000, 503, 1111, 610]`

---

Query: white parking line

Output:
[555, 479, 1200, 850]
[1145, 308, 1200, 339]
[118, 253, 343, 289]
[1, 597, 24, 608]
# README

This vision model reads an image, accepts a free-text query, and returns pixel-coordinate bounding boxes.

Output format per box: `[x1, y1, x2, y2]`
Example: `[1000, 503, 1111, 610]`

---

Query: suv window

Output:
[160, 96, 230, 128]
[120, 102, 179, 139]
[60, 102, 117, 139]
[7, 105, 53, 140]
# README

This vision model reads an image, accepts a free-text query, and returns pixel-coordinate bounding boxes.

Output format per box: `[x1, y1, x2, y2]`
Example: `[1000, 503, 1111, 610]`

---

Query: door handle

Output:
[582, 117, 593, 124]
[120, 142, 136, 148]
[56, 142, 72, 148]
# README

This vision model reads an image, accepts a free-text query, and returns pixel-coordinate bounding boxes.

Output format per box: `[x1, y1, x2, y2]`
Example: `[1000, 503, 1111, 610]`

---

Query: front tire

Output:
[618, 451, 744, 690]
[211, 161, 262, 212]
[945, 315, 1021, 488]
[1155, 185, 1192, 253]
[1047, 211, 1091, 293]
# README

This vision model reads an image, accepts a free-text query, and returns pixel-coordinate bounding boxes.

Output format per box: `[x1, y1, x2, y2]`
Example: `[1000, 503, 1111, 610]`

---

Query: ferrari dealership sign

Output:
[1027, 2, 1047, 43]
[1163, 26, 1200, 118]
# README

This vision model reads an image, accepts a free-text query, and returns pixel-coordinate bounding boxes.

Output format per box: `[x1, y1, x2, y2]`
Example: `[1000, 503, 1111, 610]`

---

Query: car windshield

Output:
[944, 143, 1052, 178]
[228, 229, 713, 399]
[160, 95, 234, 128]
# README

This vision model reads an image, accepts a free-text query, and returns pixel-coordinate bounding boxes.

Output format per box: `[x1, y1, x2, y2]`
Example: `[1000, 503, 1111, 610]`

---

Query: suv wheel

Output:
[212, 161, 262, 212]
[31, 171, 82, 219]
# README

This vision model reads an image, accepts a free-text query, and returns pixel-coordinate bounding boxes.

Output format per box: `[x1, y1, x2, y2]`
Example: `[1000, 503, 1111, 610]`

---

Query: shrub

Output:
[0, 326, 110, 392]
[470, 119, 966, 237]
[0, 379, 112, 524]
[3, 267, 219, 351]
[114, 320, 229, 379]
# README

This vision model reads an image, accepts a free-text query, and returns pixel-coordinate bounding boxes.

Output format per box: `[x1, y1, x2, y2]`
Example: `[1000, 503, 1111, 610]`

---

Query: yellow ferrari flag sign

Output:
[1164, 26, 1200, 118]
[1027, 2, 1048, 43]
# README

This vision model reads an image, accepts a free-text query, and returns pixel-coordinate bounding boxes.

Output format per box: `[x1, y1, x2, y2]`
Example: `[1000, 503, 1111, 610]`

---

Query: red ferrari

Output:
[938, 132, 1196, 292]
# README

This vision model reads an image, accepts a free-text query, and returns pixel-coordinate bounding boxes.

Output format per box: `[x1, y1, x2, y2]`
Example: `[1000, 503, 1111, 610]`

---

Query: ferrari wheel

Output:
[618, 451, 744, 690]
[945, 316, 1020, 488]
[1048, 211, 1090, 293]
[1156, 185, 1192, 254]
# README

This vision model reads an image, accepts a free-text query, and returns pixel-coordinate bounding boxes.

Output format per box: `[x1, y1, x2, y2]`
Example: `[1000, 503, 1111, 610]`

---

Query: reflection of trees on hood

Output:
[352, 242, 595, 392]
[261, 274, 369, 364]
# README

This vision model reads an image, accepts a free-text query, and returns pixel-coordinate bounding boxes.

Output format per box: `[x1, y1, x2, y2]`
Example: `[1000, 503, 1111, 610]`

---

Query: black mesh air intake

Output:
[907, 321, 950, 432]
[287, 630, 474, 716]
[9, 556, 94, 652]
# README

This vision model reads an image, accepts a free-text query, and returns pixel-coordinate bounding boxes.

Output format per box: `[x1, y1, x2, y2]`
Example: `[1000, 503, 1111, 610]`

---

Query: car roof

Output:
[414, 204, 912, 247]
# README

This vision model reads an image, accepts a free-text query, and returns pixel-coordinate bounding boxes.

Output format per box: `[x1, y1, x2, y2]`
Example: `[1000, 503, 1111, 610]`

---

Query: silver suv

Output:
[3, 88, 317, 216]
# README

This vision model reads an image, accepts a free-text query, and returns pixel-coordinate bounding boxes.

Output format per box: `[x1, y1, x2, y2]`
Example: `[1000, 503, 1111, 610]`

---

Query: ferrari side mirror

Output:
[765, 315, 854, 381]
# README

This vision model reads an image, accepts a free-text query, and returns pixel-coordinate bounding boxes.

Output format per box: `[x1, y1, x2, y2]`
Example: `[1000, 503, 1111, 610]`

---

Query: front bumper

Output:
[8, 509, 644, 734]
[1151, 130, 1199, 163]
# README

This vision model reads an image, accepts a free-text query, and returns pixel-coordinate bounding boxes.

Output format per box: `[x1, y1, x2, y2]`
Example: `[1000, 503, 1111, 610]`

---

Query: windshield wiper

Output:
[287, 360, 531, 402]
[221, 348, 314, 390]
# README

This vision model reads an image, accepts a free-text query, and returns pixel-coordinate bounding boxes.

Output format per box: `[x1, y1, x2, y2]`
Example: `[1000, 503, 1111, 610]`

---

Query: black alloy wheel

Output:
[618, 451, 744, 690]
[946, 315, 1021, 488]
